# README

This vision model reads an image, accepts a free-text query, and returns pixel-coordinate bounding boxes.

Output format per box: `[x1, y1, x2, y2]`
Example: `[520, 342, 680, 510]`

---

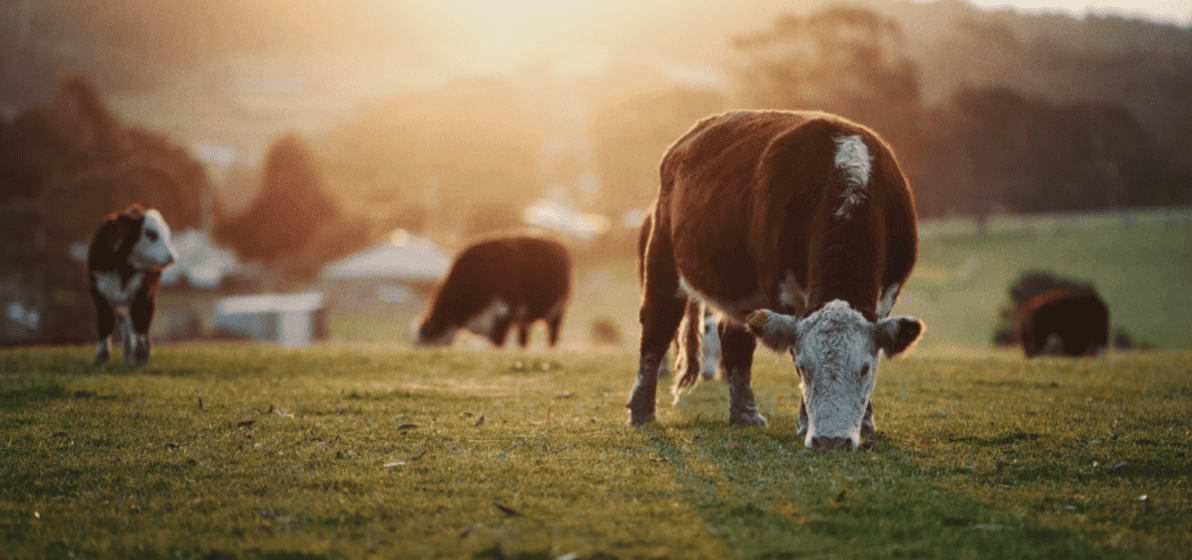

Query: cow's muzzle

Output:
[810, 435, 855, 452]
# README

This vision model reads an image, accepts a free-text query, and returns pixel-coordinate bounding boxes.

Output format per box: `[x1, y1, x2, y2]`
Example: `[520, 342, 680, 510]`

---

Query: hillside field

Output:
[325, 208, 1192, 352]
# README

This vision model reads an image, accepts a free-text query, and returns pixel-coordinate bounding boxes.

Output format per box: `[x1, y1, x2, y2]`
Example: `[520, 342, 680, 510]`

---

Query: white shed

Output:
[212, 291, 325, 346]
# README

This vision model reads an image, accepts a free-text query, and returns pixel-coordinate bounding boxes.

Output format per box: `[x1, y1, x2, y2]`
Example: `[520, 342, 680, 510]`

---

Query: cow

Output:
[87, 204, 177, 365]
[415, 232, 571, 348]
[637, 207, 721, 389]
[1014, 287, 1108, 358]
[627, 110, 924, 452]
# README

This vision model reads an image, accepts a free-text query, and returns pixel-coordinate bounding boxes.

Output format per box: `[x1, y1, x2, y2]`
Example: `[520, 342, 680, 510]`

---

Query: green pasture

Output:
[2, 345, 1189, 559]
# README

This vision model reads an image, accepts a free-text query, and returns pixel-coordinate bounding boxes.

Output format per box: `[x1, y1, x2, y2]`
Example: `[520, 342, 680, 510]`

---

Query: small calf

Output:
[87, 204, 177, 365]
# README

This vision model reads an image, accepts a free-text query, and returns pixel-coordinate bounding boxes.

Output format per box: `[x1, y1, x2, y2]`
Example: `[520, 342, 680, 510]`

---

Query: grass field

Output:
[2, 345, 1189, 559]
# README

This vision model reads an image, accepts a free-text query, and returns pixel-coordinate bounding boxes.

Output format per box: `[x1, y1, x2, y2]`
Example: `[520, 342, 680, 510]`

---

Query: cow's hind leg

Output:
[699, 311, 721, 380]
[490, 316, 514, 348]
[546, 314, 563, 348]
[627, 218, 684, 426]
[517, 322, 530, 348]
[721, 322, 766, 426]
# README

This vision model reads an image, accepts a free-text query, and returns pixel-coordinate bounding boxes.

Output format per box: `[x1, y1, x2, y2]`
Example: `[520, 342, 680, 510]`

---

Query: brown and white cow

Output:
[88, 204, 177, 365]
[415, 232, 572, 348]
[627, 110, 924, 451]
[1014, 287, 1108, 358]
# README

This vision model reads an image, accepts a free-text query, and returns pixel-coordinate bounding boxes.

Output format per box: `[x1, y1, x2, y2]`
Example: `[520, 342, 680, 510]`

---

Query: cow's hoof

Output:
[729, 411, 767, 426]
[92, 354, 109, 365]
[627, 410, 656, 427]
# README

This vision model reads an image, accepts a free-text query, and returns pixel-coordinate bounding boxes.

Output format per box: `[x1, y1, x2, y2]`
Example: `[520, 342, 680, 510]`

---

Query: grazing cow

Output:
[88, 204, 177, 365]
[415, 232, 571, 348]
[627, 110, 924, 452]
[637, 208, 721, 388]
[1014, 287, 1108, 358]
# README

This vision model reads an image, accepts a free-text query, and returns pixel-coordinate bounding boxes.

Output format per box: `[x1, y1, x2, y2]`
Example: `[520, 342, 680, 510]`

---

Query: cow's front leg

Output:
[722, 322, 766, 426]
[130, 295, 156, 366]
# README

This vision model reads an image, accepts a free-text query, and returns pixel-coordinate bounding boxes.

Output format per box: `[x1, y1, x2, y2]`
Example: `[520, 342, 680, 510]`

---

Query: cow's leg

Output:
[627, 221, 684, 426]
[91, 288, 114, 365]
[130, 293, 155, 366]
[120, 314, 136, 365]
[721, 322, 766, 426]
[490, 316, 513, 348]
[546, 315, 563, 348]
[670, 299, 704, 402]
[517, 322, 530, 348]
[699, 311, 721, 380]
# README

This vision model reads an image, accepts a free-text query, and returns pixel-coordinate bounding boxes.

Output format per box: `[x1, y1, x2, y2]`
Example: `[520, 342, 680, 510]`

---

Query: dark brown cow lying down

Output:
[88, 204, 177, 365]
[1014, 287, 1108, 357]
[416, 232, 571, 348]
[628, 110, 924, 452]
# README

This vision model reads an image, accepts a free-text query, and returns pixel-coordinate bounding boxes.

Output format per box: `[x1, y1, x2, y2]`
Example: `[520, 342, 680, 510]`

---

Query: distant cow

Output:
[627, 110, 924, 452]
[88, 204, 177, 365]
[1014, 287, 1108, 357]
[415, 233, 571, 348]
[637, 208, 721, 388]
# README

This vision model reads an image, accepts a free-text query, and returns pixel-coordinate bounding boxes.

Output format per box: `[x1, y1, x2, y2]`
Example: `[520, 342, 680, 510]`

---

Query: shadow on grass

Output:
[0, 376, 68, 412]
[949, 432, 1041, 446]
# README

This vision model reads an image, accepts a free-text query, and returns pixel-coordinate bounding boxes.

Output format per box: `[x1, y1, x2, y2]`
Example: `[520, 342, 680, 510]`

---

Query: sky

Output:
[966, 0, 1191, 26]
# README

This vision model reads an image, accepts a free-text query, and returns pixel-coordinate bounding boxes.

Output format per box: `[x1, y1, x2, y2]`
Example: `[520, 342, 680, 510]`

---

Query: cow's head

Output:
[747, 300, 922, 452]
[126, 208, 177, 270]
[413, 317, 456, 347]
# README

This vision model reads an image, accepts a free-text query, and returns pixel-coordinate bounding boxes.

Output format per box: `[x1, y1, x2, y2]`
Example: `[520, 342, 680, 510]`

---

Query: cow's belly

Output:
[679, 275, 767, 324]
[465, 299, 511, 336]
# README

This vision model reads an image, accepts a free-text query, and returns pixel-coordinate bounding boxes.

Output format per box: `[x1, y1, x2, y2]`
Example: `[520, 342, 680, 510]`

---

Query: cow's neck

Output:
[803, 218, 881, 322]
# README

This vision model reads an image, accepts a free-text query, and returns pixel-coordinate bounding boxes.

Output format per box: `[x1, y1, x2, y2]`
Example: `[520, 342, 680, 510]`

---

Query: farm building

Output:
[318, 230, 451, 314]
[212, 291, 327, 346]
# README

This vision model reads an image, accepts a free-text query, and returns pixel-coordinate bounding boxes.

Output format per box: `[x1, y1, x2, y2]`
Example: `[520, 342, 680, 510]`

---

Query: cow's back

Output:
[1015, 287, 1108, 357]
[658, 110, 916, 320]
[429, 233, 570, 324]
[512, 235, 572, 318]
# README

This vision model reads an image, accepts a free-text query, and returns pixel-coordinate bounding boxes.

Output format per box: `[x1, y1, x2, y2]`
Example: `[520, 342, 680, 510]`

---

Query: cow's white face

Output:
[747, 300, 923, 451]
[127, 209, 177, 270]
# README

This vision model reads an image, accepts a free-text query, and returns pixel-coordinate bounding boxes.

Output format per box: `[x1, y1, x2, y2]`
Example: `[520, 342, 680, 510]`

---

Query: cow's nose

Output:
[811, 436, 855, 452]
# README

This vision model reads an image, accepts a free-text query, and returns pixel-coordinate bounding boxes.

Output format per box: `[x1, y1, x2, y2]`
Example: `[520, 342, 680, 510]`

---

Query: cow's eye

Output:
[859, 364, 871, 377]
[145, 230, 159, 242]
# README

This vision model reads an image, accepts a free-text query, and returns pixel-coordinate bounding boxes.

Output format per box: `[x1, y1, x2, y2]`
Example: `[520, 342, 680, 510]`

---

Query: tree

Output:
[319, 76, 546, 240]
[732, 7, 921, 144]
[588, 86, 724, 217]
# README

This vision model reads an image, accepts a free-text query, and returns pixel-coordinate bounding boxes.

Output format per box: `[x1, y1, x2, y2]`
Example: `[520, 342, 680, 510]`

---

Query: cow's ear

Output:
[876, 316, 923, 357]
[746, 310, 801, 353]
